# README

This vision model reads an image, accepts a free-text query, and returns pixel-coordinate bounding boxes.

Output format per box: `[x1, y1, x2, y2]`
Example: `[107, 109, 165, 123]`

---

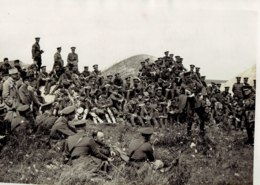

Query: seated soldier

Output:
[37, 66, 50, 90]
[45, 65, 64, 95]
[63, 121, 114, 170]
[50, 106, 77, 140]
[11, 104, 35, 135]
[128, 127, 155, 165]
[51, 66, 73, 95]
[94, 89, 116, 124]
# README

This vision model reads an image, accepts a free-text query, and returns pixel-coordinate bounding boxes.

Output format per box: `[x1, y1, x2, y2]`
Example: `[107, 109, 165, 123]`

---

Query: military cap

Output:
[61, 106, 75, 115]
[201, 76, 206, 78]
[236, 76, 241, 79]
[93, 64, 98, 67]
[225, 86, 230, 89]
[164, 51, 169, 54]
[35, 37, 40, 40]
[72, 119, 87, 127]
[169, 53, 174, 57]
[195, 67, 200, 70]
[41, 102, 53, 112]
[41, 66, 46, 69]
[243, 77, 248, 80]
[84, 66, 89, 68]
[4, 57, 8, 61]
[57, 47, 62, 50]
[14, 60, 20, 63]
[0, 103, 6, 110]
[217, 83, 221, 87]
[190, 64, 195, 68]
[17, 105, 30, 112]
[211, 82, 216, 86]
[140, 61, 145, 64]
[115, 73, 120, 75]
[9, 68, 19, 75]
[158, 58, 163, 60]
[71, 47, 76, 49]
[138, 127, 153, 135]
[125, 76, 131, 80]
[107, 74, 113, 78]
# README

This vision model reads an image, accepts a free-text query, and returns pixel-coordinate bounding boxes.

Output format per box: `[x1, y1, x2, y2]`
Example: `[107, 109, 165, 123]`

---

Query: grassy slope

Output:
[0, 122, 253, 185]
[102, 54, 157, 78]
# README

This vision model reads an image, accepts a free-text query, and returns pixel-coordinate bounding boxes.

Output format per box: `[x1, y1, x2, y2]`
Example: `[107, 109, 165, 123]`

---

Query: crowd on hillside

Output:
[0, 38, 256, 176]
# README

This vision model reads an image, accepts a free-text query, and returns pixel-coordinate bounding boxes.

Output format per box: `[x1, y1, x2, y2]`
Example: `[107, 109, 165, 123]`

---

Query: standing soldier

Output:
[67, 47, 78, 70]
[232, 77, 243, 100]
[242, 86, 255, 145]
[243, 77, 250, 86]
[32, 37, 44, 71]
[54, 47, 64, 68]
[2, 68, 20, 123]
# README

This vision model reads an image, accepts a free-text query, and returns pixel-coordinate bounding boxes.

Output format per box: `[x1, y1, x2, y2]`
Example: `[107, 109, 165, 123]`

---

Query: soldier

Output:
[36, 102, 58, 135]
[63, 123, 114, 171]
[32, 37, 44, 71]
[123, 76, 132, 100]
[54, 47, 64, 68]
[50, 105, 77, 140]
[67, 47, 78, 70]
[11, 104, 35, 134]
[0, 58, 12, 78]
[128, 127, 155, 164]
[195, 67, 201, 79]
[37, 66, 50, 90]
[91, 64, 101, 77]
[81, 66, 90, 78]
[45, 65, 63, 95]
[14, 60, 22, 73]
[243, 77, 250, 86]
[51, 67, 73, 95]
[113, 73, 124, 89]
[19, 75, 42, 117]
[2, 68, 20, 123]
[232, 76, 243, 100]
[0, 103, 9, 135]
[242, 86, 255, 145]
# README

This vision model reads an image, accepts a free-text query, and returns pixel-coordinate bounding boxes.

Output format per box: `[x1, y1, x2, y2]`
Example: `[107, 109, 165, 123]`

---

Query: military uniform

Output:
[54, 51, 64, 68]
[32, 38, 44, 70]
[67, 47, 78, 69]
[128, 127, 155, 163]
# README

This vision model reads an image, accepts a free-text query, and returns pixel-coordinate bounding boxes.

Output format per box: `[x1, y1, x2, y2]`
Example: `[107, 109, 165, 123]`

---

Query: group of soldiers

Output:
[0, 37, 256, 177]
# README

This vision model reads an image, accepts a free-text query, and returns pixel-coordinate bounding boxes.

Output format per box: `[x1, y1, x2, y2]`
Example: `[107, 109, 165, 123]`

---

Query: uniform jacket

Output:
[64, 132, 109, 160]
[2, 77, 20, 109]
[128, 138, 155, 162]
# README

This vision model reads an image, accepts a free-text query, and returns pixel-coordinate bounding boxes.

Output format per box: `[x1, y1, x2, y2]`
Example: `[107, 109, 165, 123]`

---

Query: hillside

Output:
[102, 54, 157, 78]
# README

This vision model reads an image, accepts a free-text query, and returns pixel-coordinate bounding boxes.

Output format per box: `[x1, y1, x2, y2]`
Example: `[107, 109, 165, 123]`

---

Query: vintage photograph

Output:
[0, 0, 257, 184]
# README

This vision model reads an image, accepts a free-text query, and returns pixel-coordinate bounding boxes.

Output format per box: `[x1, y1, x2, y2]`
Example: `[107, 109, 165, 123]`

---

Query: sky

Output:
[0, 0, 257, 80]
